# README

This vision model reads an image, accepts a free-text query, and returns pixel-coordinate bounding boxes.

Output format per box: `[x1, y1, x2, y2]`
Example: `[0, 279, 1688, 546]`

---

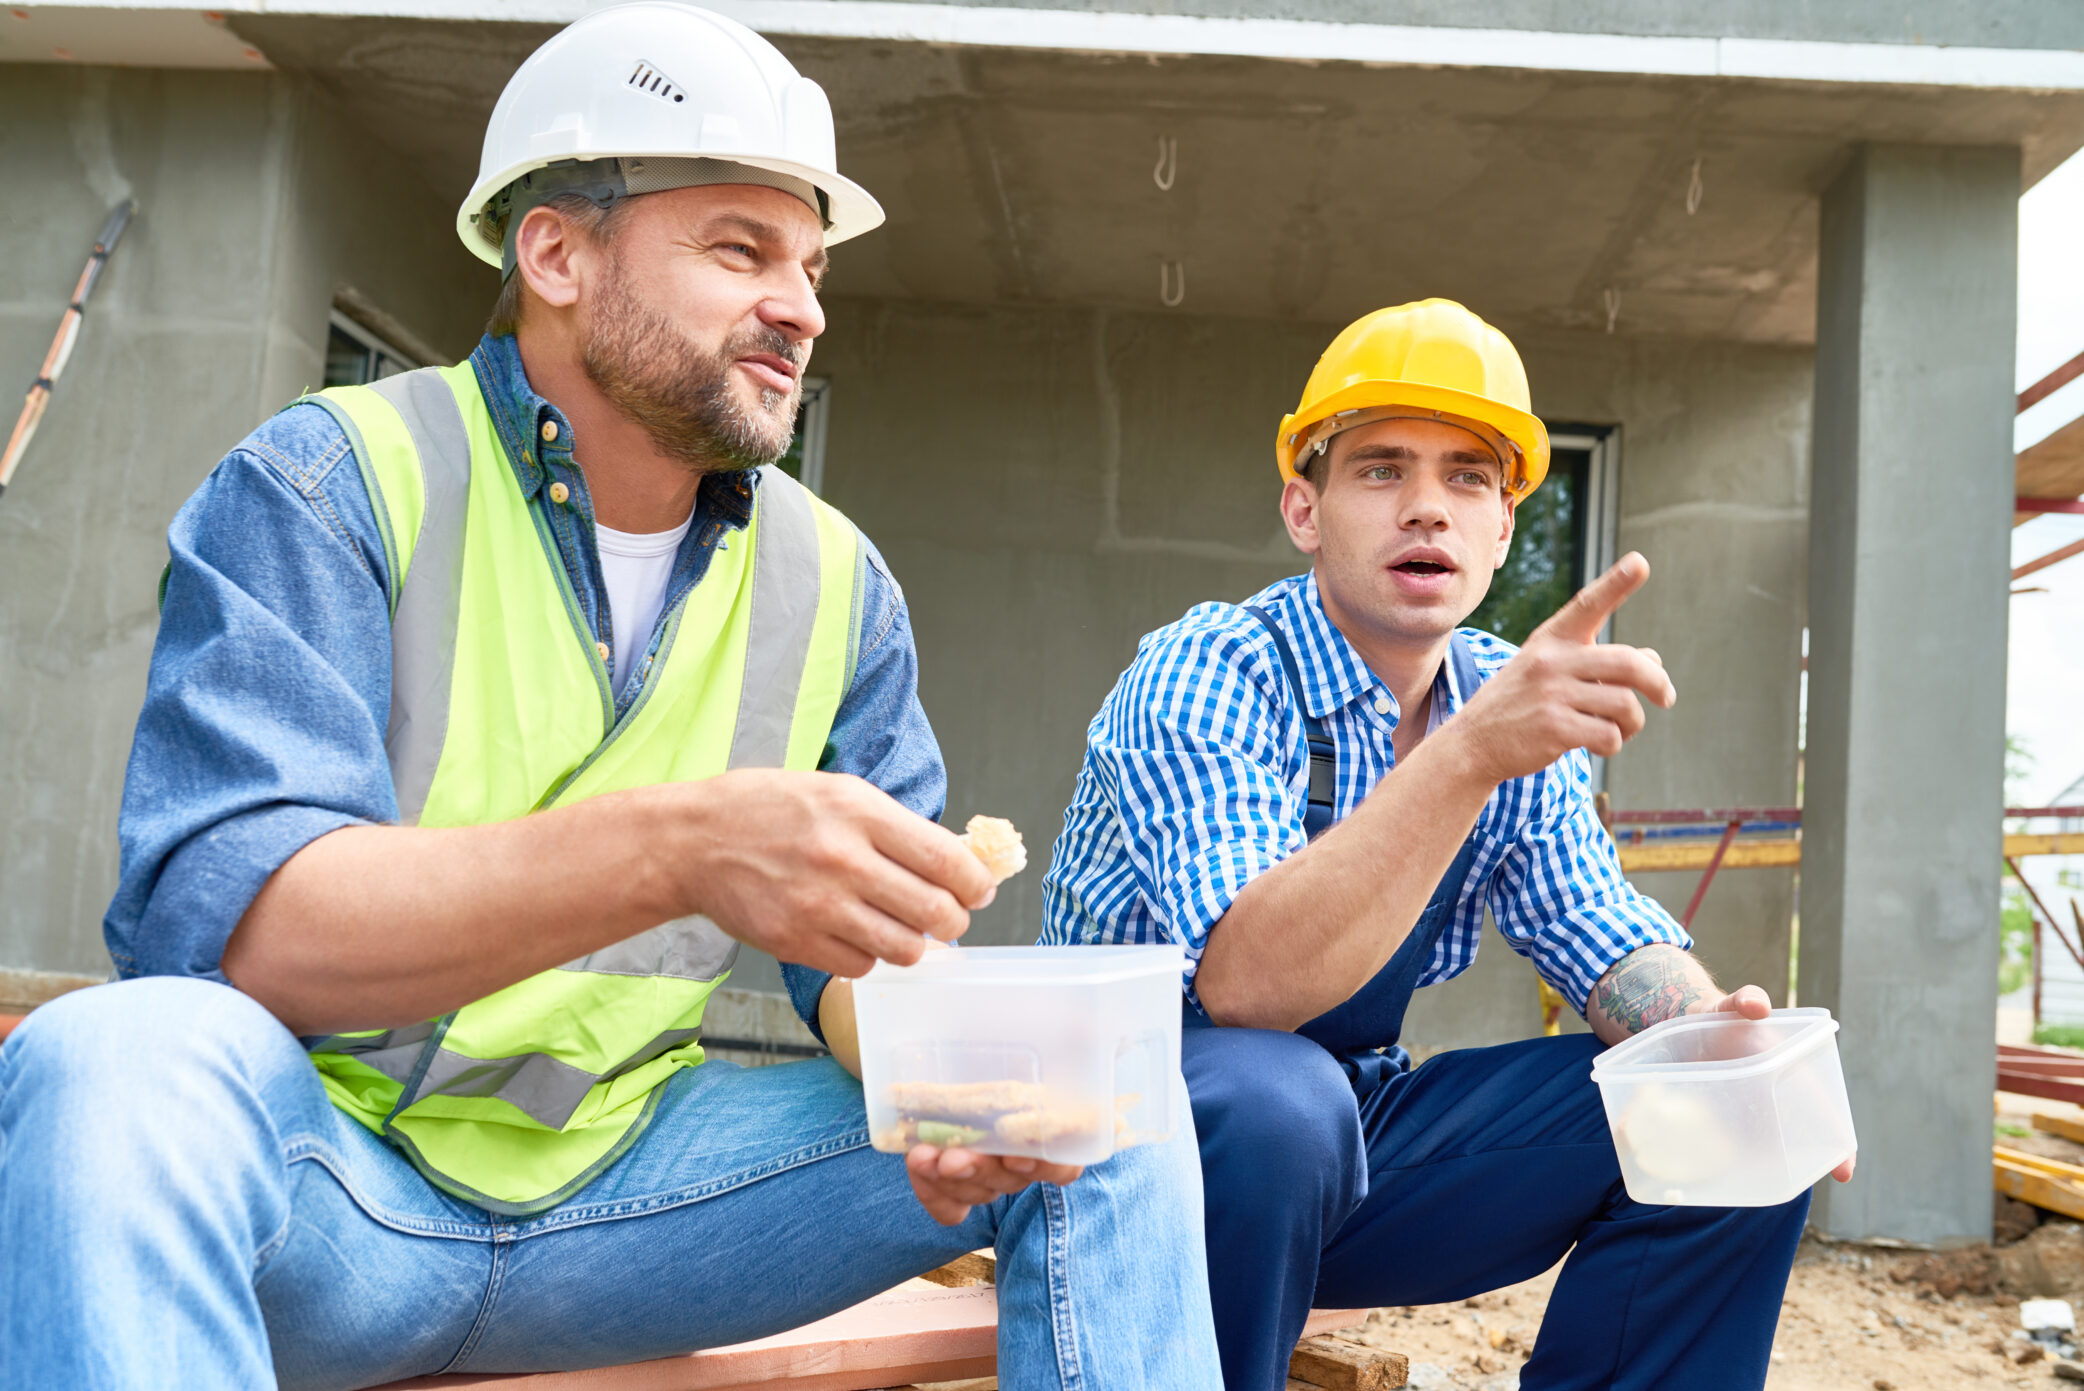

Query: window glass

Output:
[323, 311, 418, 388]
[1468, 445, 1592, 645]
[776, 376, 831, 494]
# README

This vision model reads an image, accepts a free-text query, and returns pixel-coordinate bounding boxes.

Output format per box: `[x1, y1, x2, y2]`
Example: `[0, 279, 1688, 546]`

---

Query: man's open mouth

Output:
[1392, 560, 1453, 575]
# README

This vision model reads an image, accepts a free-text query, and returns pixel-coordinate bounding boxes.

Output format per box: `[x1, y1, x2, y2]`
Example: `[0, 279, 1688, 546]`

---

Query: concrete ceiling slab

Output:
[229, 13, 2084, 344]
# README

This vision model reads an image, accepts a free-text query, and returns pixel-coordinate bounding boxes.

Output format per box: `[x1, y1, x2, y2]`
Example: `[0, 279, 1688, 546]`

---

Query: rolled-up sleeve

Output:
[104, 407, 400, 982]
[1074, 622, 1304, 993]
[1487, 749, 1692, 1015]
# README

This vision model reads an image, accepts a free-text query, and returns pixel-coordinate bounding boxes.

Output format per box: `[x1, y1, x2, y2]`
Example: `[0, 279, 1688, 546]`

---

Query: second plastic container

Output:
[853, 944, 1184, 1166]
[1590, 1006, 1856, 1207]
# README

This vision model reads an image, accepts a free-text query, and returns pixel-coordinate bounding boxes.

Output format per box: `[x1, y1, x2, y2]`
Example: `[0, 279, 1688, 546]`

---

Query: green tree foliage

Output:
[1468, 467, 1580, 645]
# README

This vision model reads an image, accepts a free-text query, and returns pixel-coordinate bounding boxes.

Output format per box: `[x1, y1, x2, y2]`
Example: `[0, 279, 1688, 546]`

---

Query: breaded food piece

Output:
[959, 815, 1028, 883]
[994, 1106, 1101, 1147]
[889, 1079, 1046, 1117]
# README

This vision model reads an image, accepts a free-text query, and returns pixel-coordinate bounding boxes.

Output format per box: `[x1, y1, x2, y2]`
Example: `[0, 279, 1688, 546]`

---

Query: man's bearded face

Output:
[580, 249, 806, 473]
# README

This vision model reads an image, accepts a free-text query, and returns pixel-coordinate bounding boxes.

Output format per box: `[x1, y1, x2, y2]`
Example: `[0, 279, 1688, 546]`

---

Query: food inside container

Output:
[1590, 1006, 1856, 1208]
[854, 944, 1184, 1166]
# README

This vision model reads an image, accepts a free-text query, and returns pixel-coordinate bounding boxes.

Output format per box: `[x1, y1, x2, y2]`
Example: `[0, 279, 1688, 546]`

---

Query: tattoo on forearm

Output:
[1591, 945, 1706, 1036]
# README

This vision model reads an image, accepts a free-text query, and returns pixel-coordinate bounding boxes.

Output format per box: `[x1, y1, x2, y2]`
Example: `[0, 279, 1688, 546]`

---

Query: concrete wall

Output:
[859, 0, 2084, 50]
[0, 64, 490, 981]
[813, 297, 1810, 1050]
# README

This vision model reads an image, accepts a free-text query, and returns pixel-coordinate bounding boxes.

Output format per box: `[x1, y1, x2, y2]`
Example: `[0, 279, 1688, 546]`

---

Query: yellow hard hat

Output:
[1276, 298, 1550, 499]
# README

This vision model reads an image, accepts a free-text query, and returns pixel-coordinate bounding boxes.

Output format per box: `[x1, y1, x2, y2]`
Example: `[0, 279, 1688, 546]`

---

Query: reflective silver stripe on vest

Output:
[300, 1022, 438, 1085]
[408, 1026, 704, 1130]
[560, 912, 740, 981]
[369, 370, 472, 826]
[727, 465, 823, 768]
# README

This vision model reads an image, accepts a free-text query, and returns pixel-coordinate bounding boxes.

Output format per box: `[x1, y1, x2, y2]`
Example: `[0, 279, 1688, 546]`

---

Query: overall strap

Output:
[1446, 630, 1482, 709]
[1243, 605, 1337, 838]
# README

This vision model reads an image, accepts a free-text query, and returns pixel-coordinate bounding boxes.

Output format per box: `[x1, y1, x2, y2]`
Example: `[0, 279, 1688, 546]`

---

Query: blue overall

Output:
[1180, 612, 1809, 1391]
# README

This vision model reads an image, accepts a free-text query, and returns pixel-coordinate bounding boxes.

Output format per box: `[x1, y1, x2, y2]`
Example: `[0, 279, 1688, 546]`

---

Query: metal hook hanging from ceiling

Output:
[1153, 135, 1178, 192]
[1160, 259, 1186, 308]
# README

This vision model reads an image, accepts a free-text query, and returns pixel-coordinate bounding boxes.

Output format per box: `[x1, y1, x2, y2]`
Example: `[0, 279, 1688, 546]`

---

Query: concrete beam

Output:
[1802, 144, 2017, 1245]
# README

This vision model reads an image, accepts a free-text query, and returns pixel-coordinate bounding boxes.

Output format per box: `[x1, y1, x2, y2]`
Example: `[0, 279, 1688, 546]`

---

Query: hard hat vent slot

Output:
[628, 60, 686, 104]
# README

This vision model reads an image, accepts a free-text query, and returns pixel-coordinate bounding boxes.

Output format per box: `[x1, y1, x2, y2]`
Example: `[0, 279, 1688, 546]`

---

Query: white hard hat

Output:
[457, 1, 884, 271]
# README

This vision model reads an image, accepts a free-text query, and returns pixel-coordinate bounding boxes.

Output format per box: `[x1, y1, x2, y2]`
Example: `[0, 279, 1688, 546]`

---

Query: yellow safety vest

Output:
[297, 364, 862, 1214]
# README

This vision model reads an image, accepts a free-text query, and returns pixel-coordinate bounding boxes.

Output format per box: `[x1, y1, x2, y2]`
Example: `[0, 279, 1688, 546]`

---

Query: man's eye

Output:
[1455, 471, 1491, 486]
[1365, 466, 1398, 481]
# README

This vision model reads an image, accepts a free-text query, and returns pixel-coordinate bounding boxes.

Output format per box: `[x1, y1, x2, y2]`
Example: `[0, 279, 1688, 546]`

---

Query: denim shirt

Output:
[106, 333, 942, 1037]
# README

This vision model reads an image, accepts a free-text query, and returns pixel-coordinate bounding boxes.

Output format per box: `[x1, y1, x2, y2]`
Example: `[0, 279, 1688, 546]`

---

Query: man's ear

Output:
[1281, 472, 1323, 556]
[514, 206, 587, 314]
[1493, 489, 1518, 570]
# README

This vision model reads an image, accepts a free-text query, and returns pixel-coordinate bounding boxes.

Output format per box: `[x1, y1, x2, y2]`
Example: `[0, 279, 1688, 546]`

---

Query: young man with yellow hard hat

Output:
[1041, 299, 1849, 1390]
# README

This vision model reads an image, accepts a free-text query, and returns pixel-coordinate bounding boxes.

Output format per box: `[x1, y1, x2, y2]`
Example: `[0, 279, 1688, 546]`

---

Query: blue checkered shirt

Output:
[1038, 571, 1690, 1017]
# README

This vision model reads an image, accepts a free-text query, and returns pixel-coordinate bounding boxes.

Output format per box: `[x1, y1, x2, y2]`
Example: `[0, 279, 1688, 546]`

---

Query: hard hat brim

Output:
[455, 152, 887, 269]
[1276, 379, 1552, 499]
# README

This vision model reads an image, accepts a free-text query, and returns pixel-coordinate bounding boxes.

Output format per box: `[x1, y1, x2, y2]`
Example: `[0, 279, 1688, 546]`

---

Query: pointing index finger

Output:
[1536, 552, 1650, 646]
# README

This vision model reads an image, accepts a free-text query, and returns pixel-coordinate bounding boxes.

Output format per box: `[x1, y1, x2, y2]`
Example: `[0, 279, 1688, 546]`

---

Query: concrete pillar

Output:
[1802, 144, 2017, 1244]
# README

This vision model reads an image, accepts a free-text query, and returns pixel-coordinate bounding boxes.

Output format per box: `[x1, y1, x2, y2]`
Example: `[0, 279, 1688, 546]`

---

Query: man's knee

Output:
[3, 977, 307, 1129]
[1184, 1028, 1364, 1214]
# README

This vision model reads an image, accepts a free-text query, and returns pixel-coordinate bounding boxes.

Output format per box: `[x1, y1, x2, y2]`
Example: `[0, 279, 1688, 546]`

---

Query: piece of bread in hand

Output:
[958, 815, 1027, 883]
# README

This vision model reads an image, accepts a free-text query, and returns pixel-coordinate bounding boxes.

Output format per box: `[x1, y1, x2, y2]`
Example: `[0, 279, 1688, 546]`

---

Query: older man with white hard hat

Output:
[0, 7, 1221, 1388]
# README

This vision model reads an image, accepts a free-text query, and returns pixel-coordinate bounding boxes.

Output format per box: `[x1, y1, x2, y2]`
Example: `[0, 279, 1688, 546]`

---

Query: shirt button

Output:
[1373, 694, 1392, 715]
[540, 420, 560, 443]
[595, 640, 611, 662]
[548, 481, 570, 505]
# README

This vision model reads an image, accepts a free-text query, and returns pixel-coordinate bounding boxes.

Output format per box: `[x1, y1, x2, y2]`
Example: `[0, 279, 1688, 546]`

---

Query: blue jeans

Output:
[1186, 1028, 1810, 1391]
[0, 978, 1222, 1391]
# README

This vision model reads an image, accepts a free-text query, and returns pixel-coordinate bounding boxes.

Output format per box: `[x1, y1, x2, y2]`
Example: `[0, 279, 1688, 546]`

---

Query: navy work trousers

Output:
[1183, 1027, 1809, 1391]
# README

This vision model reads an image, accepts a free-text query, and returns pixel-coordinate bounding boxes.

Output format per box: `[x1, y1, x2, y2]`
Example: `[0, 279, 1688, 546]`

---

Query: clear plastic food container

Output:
[1590, 1007, 1856, 1207]
[854, 944, 1184, 1166]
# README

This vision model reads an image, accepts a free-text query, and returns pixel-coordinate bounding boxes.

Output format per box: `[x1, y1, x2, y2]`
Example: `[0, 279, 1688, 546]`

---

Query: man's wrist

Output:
[1405, 720, 1501, 807]
[622, 778, 724, 925]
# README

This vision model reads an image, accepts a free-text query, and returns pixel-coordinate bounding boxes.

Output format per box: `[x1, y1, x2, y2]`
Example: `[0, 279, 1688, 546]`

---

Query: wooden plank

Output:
[1997, 1148, 2084, 1222]
[917, 1253, 995, 1289]
[1288, 1333, 1408, 1390]
[1301, 1310, 1374, 1338]
[2000, 1057, 2084, 1077]
[2032, 1113, 2084, 1145]
[2007, 833, 2084, 858]
[2018, 411, 2084, 522]
[1998, 1070, 2084, 1106]
[372, 1270, 1372, 1391]
[378, 1284, 999, 1391]
[1615, 830, 2084, 874]
[1616, 839, 1801, 873]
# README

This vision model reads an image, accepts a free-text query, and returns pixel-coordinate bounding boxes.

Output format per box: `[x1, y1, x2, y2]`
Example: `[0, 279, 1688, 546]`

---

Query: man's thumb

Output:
[1537, 553, 1650, 645]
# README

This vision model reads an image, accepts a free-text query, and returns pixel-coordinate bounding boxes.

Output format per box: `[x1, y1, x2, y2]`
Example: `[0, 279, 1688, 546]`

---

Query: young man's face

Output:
[555, 182, 830, 472]
[1281, 416, 1517, 648]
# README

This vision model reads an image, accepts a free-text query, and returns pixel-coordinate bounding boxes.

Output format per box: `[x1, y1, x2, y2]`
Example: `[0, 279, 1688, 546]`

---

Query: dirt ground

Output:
[1330, 1233, 2070, 1391]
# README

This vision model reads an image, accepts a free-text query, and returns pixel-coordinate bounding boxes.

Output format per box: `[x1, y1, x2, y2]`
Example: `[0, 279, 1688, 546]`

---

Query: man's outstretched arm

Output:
[1196, 555, 1676, 1031]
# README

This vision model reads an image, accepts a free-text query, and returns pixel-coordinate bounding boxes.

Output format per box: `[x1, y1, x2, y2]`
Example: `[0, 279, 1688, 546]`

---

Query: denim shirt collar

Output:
[1276, 571, 1462, 725]
[466, 332, 757, 528]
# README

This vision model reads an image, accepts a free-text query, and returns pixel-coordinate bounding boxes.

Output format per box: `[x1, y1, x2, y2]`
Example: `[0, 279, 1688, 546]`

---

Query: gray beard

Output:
[580, 262, 804, 473]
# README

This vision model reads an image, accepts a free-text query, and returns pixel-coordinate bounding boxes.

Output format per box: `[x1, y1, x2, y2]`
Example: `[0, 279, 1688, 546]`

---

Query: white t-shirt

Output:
[596, 511, 694, 695]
